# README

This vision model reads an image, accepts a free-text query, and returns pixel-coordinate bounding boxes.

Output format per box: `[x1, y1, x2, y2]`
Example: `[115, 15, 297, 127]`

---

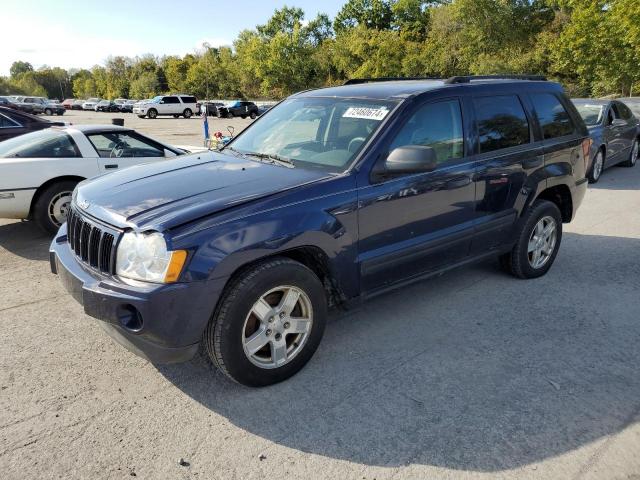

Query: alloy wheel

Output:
[242, 286, 313, 369]
[592, 151, 603, 181]
[527, 215, 557, 269]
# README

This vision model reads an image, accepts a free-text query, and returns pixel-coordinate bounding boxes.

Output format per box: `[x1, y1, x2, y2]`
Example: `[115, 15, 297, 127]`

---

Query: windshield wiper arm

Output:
[242, 151, 295, 168]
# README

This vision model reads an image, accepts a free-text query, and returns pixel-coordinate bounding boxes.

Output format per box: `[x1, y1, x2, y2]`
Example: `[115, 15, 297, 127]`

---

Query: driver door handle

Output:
[105, 164, 118, 169]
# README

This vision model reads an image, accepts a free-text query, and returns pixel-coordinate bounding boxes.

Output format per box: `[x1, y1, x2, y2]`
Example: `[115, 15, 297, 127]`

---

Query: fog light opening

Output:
[117, 304, 143, 332]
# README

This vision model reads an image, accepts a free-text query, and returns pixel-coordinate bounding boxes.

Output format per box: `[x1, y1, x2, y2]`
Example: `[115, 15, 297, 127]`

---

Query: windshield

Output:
[227, 97, 396, 173]
[150, 96, 163, 103]
[575, 104, 604, 126]
[0, 129, 79, 158]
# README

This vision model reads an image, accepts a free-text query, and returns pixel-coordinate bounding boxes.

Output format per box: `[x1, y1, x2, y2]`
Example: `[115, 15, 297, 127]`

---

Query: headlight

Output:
[115, 231, 187, 283]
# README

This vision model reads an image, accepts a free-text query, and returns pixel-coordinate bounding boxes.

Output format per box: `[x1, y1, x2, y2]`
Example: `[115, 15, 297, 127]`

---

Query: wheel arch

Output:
[28, 175, 85, 218]
[219, 246, 346, 311]
[534, 184, 573, 223]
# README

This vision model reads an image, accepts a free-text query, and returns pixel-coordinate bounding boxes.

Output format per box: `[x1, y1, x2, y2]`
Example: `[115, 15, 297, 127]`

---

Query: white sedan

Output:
[0, 125, 185, 233]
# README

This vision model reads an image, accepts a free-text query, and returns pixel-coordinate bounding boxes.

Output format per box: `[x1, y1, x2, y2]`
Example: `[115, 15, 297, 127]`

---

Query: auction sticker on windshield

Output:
[343, 107, 389, 121]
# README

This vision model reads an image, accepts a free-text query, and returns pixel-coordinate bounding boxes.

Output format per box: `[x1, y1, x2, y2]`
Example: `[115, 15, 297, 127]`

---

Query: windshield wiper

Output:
[241, 151, 295, 168]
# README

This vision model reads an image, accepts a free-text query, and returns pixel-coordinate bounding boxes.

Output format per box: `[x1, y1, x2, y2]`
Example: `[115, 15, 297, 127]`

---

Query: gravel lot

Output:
[1, 113, 640, 479]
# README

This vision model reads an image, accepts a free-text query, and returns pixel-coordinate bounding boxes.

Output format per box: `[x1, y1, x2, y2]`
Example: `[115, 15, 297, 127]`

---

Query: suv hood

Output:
[75, 151, 331, 231]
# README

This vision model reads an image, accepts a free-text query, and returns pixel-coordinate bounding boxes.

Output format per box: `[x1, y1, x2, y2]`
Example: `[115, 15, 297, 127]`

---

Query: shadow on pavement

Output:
[589, 163, 640, 190]
[159, 232, 640, 472]
[0, 220, 51, 262]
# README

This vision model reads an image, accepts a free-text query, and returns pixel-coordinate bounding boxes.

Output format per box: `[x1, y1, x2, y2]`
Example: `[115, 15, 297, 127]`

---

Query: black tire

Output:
[241, 115, 247, 119]
[227, 112, 234, 119]
[147, 108, 157, 119]
[250, 112, 257, 119]
[173, 114, 180, 118]
[33, 180, 78, 235]
[499, 199, 563, 279]
[204, 257, 327, 387]
[44, 108, 53, 116]
[588, 148, 605, 183]
[621, 138, 638, 167]
[183, 109, 192, 118]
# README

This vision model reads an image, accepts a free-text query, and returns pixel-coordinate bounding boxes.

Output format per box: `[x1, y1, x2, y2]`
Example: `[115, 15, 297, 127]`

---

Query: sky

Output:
[0, 0, 346, 76]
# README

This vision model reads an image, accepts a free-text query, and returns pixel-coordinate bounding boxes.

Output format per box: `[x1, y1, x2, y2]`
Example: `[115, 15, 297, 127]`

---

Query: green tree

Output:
[334, 0, 394, 32]
[129, 72, 159, 99]
[10, 61, 34, 78]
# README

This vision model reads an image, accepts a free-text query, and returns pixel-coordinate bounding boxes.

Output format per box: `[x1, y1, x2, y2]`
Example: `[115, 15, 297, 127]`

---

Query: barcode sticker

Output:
[343, 107, 389, 121]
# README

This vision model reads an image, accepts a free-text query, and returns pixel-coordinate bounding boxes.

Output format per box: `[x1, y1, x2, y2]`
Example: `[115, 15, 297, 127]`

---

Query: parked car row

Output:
[0, 95, 65, 115]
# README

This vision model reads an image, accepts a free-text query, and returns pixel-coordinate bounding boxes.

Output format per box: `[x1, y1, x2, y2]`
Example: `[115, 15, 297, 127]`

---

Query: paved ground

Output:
[1, 119, 640, 479]
[44, 109, 255, 147]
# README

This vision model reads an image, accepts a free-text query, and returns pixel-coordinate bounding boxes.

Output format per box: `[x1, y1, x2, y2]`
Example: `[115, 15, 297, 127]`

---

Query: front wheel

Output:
[588, 149, 604, 183]
[33, 180, 78, 235]
[250, 112, 257, 119]
[147, 109, 157, 119]
[499, 200, 562, 279]
[621, 139, 638, 167]
[204, 258, 327, 387]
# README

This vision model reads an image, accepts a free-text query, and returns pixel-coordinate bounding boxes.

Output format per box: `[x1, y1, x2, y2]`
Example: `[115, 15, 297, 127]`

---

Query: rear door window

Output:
[179, 96, 196, 104]
[473, 95, 530, 153]
[163, 96, 180, 104]
[531, 93, 575, 139]
[0, 129, 81, 158]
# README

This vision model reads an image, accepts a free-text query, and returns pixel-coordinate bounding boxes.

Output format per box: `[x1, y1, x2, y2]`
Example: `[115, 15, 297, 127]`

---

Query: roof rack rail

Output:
[343, 77, 440, 85]
[444, 75, 547, 84]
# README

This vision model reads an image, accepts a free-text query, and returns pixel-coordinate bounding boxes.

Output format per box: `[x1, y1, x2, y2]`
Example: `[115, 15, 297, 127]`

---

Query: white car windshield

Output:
[226, 97, 397, 173]
[0, 129, 80, 158]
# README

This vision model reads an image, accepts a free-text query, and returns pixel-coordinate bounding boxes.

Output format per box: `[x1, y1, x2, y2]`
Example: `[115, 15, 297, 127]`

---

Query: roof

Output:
[71, 124, 133, 134]
[299, 78, 561, 101]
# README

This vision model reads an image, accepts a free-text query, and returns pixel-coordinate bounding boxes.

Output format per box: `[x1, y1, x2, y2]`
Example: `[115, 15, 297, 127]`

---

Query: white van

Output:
[133, 94, 198, 119]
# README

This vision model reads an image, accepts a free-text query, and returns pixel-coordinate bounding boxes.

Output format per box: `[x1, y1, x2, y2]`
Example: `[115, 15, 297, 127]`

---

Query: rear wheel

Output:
[500, 200, 562, 279]
[621, 139, 638, 167]
[33, 180, 78, 235]
[173, 114, 180, 118]
[588, 149, 604, 184]
[204, 258, 327, 387]
[147, 109, 157, 119]
[183, 108, 192, 118]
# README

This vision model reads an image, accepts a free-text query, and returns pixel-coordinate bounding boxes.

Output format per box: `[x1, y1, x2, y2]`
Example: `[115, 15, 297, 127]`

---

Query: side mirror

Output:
[384, 145, 438, 175]
[611, 118, 626, 127]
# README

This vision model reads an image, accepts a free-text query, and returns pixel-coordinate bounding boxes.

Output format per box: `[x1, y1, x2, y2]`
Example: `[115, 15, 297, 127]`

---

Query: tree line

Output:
[1, 0, 639, 101]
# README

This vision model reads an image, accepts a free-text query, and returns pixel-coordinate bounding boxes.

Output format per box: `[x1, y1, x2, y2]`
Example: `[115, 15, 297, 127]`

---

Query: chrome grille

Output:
[66, 208, 117, 274]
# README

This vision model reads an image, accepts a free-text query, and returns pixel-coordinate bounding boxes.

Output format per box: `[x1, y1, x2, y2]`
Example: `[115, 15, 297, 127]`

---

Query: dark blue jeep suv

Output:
[50, 76, 590, 386]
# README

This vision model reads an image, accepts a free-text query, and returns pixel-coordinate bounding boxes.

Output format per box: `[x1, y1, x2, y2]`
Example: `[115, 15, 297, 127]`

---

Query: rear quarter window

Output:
[0, 130, 81, 158]
[531, 93, 575, 139]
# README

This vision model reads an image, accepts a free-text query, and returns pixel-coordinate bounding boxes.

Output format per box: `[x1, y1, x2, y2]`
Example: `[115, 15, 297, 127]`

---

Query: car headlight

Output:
[115, 231, 187, 283]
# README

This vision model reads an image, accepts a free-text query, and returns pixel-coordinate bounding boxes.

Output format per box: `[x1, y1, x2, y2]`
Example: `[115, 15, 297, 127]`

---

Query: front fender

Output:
[171, 185, 360, 299]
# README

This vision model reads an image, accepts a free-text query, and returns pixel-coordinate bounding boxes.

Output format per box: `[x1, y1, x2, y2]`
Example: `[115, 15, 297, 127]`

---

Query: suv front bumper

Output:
[49, 225, 224, 364]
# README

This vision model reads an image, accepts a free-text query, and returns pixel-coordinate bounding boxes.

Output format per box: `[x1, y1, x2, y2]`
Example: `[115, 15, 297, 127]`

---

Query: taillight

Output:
[581, 138, 593, 169]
